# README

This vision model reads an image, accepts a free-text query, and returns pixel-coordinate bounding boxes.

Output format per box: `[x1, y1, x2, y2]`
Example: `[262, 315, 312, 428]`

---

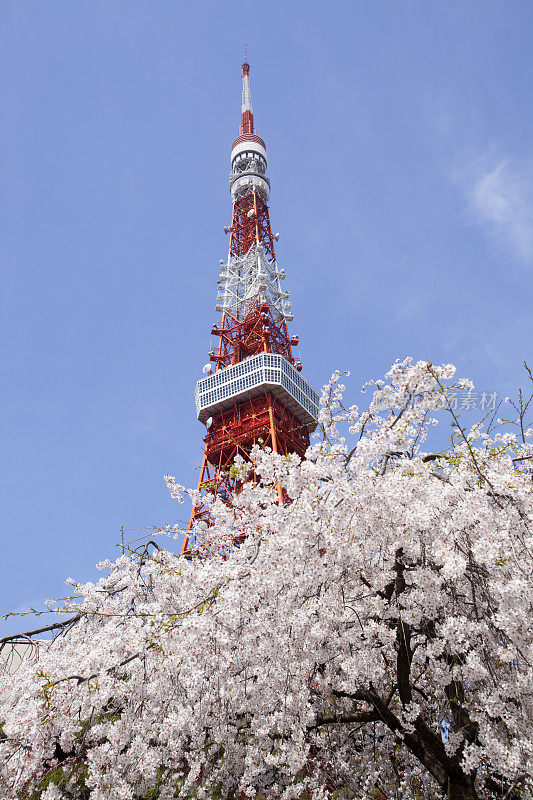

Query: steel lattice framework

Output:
[181, 53, 318, 554]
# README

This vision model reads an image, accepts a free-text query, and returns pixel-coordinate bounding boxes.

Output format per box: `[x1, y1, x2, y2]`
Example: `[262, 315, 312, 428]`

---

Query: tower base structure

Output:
[181, 384, 317, 554]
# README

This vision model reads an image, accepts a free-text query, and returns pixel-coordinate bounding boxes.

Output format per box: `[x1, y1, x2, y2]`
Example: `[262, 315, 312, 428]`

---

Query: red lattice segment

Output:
[229, 191, 275, 261]
[211, 301, 294, 369]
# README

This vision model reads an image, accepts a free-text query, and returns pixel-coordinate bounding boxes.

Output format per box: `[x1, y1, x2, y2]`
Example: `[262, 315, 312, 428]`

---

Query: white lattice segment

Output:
[216, 244, 292, 321]
[195, 352, 319, 428]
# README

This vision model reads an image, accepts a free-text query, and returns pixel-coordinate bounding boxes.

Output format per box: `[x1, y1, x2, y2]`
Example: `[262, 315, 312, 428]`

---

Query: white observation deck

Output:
[195, 353, 319, 430]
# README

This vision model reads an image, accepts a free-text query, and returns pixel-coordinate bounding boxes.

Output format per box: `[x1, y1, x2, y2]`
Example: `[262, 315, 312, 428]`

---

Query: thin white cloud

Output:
[394, 290, 431, 323]
[131, 402, 172, 436]
[465, 156, 533, 267]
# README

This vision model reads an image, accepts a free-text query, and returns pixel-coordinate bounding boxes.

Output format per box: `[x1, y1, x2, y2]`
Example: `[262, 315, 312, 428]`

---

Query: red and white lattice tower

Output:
[181, 51, 318, 554]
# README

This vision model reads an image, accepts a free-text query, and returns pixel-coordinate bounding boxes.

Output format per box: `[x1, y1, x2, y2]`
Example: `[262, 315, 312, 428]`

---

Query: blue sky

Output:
[1, 1, 532, 635]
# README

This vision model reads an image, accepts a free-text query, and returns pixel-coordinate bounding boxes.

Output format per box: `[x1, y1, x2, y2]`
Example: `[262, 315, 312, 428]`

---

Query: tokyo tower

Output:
[181, 51, 318, 554]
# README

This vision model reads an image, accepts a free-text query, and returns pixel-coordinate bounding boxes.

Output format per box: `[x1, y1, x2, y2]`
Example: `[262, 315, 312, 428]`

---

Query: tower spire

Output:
[241, 46, 254, 135]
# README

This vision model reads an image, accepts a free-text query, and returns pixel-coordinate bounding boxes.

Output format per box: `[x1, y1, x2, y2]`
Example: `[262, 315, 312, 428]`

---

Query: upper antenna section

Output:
[241, 45, 254, 135]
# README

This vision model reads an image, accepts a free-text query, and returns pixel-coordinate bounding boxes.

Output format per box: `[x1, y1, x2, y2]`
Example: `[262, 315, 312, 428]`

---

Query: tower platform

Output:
[195, 352, 319, 429]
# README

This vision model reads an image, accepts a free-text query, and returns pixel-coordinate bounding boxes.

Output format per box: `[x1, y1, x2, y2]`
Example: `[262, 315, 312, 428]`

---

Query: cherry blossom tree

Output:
[1, 359, 532, 800]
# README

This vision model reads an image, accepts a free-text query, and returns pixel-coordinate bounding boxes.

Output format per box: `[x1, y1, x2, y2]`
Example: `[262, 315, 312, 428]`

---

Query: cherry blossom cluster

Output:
[1, 359, 531, 800]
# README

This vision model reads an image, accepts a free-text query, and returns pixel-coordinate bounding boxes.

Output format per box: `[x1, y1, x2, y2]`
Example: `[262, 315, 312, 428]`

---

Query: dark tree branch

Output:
[0, 614, 82, 645]
[49, 650, 144, 688]
[394, 550, 413, 707]
[309, 711, 380, 730]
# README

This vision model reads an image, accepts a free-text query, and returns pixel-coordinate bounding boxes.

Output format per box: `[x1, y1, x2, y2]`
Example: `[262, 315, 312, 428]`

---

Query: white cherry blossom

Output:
[1, 359, 532, 800]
